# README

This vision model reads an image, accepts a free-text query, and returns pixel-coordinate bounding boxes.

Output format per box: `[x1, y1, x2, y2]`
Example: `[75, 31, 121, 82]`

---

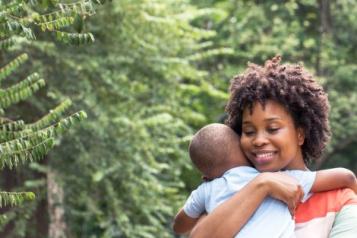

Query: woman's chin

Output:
[253, 163, 280, 172]
[252, 158, 278, 172]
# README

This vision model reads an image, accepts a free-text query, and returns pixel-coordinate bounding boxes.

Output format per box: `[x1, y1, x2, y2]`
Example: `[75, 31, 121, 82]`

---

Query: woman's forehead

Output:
[243, 100, 290, 117]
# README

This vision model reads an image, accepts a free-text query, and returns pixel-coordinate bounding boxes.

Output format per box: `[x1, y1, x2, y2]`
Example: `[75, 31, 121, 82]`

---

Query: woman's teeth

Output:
[256, 152, 274, 158]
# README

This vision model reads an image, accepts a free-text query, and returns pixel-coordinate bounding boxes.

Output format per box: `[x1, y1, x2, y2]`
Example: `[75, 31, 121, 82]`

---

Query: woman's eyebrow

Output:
[242, 117, 282, 124]
[264, 117, 282, 121]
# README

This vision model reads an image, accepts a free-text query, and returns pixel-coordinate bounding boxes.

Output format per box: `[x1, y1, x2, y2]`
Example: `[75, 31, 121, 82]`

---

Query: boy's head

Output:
[189, 123, 248, 179]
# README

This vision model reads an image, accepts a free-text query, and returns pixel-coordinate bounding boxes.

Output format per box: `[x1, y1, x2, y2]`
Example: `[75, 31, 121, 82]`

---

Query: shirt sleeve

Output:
[183, 184, 206, 218]
[329, 205, 357, 238]
[284, 170, 316, 201]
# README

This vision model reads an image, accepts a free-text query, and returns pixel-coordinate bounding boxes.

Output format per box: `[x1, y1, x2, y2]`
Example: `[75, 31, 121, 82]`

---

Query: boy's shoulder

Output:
[200, 166, 258, 184]
[283, 169, 316, 181]
[222, 166, 258, 177]
[196, 166, 259, 192]
[283, 169, 315, 174]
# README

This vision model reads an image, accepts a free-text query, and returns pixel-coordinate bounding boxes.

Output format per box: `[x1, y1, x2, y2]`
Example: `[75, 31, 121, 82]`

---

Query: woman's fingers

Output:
[288, 201, 296, 217]
[261, 172, 305, 208]
[289, 186, 304, 218]
[298, 185, 304, 202]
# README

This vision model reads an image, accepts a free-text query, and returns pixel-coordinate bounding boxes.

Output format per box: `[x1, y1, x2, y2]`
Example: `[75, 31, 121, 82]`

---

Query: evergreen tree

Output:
[0, 0, 95, 236]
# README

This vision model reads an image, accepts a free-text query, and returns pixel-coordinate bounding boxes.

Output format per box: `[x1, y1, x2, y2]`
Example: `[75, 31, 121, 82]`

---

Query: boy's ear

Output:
[297, 128, 305, 146]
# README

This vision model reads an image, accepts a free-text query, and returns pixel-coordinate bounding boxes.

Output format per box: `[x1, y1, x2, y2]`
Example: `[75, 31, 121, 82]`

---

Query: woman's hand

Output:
[256, 172, 304, 216]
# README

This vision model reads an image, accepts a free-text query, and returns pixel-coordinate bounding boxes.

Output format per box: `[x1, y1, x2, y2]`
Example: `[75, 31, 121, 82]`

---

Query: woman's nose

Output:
[252, 133, 268, 147]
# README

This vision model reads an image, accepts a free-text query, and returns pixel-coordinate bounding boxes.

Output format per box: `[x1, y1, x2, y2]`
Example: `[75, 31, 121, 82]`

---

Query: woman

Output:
[190, 56, 357, 238]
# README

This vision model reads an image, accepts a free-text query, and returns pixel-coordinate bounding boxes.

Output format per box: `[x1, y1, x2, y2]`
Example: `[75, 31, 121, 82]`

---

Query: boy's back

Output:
[184, 166, 315, 238]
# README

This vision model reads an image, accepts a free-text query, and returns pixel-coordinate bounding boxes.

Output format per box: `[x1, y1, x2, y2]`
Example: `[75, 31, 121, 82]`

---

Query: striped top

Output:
[295, 188, 357, 238]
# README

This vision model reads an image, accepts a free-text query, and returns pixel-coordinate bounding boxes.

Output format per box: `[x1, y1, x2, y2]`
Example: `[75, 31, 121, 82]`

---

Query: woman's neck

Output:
[285, 152, 308, 171]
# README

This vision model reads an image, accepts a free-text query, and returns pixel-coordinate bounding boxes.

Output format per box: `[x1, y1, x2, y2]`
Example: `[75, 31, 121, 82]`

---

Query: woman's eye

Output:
[243, 131, 255, 136]
[267, 128, 279, 133]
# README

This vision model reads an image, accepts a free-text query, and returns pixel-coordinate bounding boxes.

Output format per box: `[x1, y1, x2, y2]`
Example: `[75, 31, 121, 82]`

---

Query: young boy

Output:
[173, 123, 357, 237]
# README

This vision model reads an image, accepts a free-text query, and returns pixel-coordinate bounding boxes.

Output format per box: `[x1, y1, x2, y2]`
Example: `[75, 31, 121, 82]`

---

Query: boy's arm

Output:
[174, 184, 206, 234]
[312, 168, 357, 193]
[173, 208, 200, 234]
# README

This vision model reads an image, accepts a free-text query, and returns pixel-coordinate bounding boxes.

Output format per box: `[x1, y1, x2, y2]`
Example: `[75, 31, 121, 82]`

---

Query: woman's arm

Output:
[190, 172, 304, 238]
[312, 168, 357, 193]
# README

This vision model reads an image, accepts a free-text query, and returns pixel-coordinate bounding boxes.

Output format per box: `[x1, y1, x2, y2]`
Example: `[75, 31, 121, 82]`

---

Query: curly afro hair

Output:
[225, 56, 330, 163]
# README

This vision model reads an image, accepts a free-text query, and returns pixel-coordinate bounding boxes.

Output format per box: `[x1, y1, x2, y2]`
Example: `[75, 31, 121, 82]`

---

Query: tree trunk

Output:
[319, 0, 332, 34]
[316, 0, 333, 76]
[47, 169, 68, 238]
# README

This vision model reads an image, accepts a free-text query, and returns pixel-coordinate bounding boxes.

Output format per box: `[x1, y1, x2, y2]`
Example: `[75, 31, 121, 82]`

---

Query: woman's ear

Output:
[297, 128, 305, 146]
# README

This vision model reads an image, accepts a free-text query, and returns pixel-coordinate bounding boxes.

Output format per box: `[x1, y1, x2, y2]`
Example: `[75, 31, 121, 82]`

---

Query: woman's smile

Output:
[252, 151, 277, 165]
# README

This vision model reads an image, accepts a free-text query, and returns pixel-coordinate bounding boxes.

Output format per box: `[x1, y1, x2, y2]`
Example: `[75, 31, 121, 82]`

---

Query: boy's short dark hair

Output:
[189, 123, 241, 176]
[225, 55, 330, 163]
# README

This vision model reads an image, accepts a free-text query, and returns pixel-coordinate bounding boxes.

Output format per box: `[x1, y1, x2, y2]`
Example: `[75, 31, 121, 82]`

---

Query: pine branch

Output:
[0, 77, 46, 109]
[0, 53, 28, 83]
[55, 31, 95, 45]
[0, 138, 54, 169]
[0, 191, 35, 208]
[0, 73, 41, 96]
[0, 20, 35, 39]
[57, 0, 96, 16]
[0, 37, 16, 49]
[26, 99, 72, 130]
[0, 110, 87, 145]
[38, 16, 75, 31]
[0, 2, 24, 23]
[0, 120, 25, 132]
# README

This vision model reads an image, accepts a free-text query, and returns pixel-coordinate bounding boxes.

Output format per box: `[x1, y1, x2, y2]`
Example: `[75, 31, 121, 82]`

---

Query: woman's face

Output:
[240, 100, 306, 172]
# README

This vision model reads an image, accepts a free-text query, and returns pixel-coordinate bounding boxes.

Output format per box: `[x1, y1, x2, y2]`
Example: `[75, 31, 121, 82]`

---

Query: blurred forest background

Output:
[0, 0, 356, 237]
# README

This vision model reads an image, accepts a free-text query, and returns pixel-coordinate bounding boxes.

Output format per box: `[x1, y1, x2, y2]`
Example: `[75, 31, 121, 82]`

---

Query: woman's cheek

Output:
[240, 136, 250, 154]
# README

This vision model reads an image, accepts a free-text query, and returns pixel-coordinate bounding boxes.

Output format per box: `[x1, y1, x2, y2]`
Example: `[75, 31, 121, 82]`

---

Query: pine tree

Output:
[0, 0, 96, 236]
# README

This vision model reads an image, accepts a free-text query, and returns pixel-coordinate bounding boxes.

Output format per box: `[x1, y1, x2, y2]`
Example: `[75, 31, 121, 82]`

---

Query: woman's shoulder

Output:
[295, 189, 357, 237]
[295, 188, 357, 223]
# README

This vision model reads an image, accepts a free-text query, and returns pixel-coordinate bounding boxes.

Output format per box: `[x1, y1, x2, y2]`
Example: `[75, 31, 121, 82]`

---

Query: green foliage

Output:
[1, 0, 355, 237]
[0, 0, 93, 236]
[0, 72, 46, 110]
[0, 191, 35, 207]
[0, 0, 96, 45]
[0, 111, 86, 169]
[30, 1, 233, 237]
[27, 98, 73, 130]
[0, 56, 87, 214]
[0, 53, 28, 83]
